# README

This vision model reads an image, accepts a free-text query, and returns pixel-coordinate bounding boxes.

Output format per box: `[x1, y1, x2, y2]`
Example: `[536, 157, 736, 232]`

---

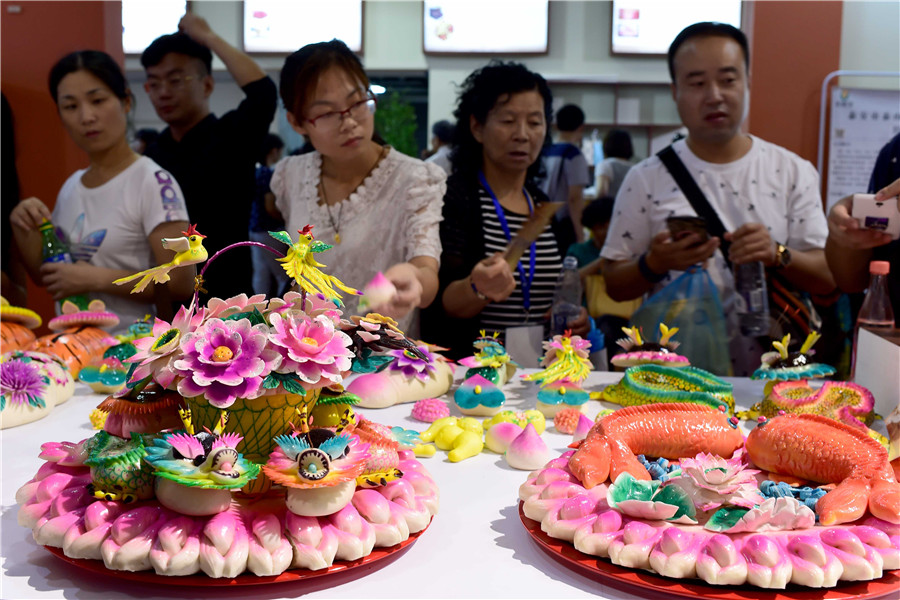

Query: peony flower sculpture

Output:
[666, 449, 765, 512]
[173, 317, 282, 408]
[267, 312, 353, 388]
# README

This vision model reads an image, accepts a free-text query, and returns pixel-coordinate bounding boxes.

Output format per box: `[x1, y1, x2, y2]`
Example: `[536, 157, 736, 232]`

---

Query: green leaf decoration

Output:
[268, 230, 294, 246]
[608, 473, 696, 522]
[317, 389, 361, 406]
[282, 376, 306, 396]
[706, 506, 750, 532]
[1, 395, 5, 411]
[309, 240, 333, 253]
[104, 342, 138, 361]
[261, 372, 306, 395]
[352, 350, 394, 373]
[222, 307, 266, 326]
[608, 473, 659, 506]
[27, 393, 46, 409]
[654, 483, 696, 521]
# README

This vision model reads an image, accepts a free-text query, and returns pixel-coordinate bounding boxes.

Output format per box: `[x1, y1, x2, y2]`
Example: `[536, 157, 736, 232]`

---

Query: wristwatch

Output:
[774, 242, 792, 269]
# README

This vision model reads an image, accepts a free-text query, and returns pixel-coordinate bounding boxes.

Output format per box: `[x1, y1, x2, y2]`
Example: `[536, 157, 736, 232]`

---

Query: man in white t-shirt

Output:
[600, 22, 835, 375]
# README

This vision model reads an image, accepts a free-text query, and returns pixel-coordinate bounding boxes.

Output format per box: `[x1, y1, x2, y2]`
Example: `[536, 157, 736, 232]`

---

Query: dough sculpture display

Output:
[600, 364, 734, 413]
[519, 403, 900, 589]
[16, 227, 439, 579]
[523, 332, 592, 417]
[0, 296, 42, 351]
[346, 321, 454, 410]
[611, 324, 690, 368]
[454, 331, 517, 416]
[1, 350, 75, 429]
[29, 299, 119, 377]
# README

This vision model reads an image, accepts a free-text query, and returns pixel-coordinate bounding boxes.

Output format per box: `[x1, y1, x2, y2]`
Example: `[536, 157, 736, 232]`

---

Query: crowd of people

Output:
[4, 15, 898, 374]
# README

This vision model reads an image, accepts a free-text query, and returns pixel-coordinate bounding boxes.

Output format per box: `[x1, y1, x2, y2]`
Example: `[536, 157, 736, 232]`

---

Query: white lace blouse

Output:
[271, 147, 446, 334]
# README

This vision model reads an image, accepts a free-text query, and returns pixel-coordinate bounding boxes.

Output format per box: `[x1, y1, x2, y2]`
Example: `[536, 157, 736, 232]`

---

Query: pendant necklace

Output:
[318, 145, 388, 245]
[319, 181, 345, 244]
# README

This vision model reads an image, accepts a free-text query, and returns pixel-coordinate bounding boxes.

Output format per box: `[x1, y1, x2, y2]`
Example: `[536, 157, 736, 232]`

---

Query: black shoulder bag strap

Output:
[657, 145, 732, 269]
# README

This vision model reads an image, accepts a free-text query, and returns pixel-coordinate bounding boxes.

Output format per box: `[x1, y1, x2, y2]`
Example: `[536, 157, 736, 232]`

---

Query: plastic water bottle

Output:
[39, 219, 73, 263]
[733, 261, 770, 336]
[550, 256, 583, 336]
[38, 219, 89, 308]
[851, 260, 894, 379]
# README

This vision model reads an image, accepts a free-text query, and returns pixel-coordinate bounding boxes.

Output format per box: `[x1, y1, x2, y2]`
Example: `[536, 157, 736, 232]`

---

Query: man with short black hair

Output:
[600, 22, 835, 375]
[141, 12, 277, 301]
[539, 103, 591, 254]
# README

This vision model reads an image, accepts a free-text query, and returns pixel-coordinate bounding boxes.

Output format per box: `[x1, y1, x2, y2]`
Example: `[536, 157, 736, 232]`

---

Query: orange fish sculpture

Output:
[746, 413, 900, 526]
[568, 403, 744, 489]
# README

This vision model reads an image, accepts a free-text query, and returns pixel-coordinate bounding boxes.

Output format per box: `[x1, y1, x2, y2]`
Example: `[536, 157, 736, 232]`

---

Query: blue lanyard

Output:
[478, 172, 536, 311]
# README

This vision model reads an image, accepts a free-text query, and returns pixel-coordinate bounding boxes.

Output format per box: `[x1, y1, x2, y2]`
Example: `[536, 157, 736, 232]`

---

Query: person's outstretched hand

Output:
[10, 197, 52, 232]
[646, 230, 720, 273]
[371, 262, 424, 321]
[724, 223, 775, 266]
[470, 252, 516, 302]
[827, 194, 893, 250]
[875, 177, 900, 202]
[40, 261, 96, 300]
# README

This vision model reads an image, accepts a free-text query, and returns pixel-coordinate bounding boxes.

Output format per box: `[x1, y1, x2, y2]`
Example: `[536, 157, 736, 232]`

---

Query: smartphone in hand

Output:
[667, 215, 709, 246]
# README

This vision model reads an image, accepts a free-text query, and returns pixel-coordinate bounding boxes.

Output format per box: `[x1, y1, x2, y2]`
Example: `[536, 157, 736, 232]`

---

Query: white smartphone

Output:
[852, 193, 900, 239]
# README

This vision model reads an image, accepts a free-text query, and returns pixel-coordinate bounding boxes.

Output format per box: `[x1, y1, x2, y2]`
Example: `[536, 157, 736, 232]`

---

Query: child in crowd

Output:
[567, 198, 641, 363]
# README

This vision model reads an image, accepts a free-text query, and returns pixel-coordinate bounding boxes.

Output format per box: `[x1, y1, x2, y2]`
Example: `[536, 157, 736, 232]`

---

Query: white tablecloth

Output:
[0, 370, 857, 599]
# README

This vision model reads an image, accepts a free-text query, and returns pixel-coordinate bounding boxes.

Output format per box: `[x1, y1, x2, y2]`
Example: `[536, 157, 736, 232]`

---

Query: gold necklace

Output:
[318, 146, 388, 245]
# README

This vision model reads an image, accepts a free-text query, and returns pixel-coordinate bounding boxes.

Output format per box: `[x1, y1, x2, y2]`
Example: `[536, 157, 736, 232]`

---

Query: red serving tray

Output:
[519, 503, 899, 600]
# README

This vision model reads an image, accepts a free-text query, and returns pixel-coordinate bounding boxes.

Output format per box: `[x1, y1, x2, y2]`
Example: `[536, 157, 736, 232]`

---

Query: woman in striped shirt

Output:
[422, 61, 589, 360]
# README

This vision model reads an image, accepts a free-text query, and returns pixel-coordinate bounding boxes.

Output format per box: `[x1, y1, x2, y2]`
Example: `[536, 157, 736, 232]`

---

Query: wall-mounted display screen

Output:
[244, 0, 363, 53]
[423, 0, 549, 54]
[122, 0, 186, 54]
[611, 0, 742, 55]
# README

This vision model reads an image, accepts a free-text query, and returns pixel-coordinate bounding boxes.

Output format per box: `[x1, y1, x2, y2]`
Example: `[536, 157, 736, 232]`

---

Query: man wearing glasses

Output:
[141, 12, 277, 302]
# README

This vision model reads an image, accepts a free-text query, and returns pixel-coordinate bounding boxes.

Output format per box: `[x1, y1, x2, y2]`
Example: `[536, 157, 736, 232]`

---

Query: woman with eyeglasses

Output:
[272, 39, 445, 335]
[421, 61, 590, 361]
[9, 50, 193, 333]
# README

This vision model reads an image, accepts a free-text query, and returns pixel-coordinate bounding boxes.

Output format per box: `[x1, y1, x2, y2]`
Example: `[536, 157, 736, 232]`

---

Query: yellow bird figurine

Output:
[269, 225, 360, 303]
[113, 224, 208, 294]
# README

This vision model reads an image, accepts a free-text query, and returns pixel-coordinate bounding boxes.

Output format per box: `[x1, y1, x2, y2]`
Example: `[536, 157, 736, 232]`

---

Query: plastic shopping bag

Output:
[629, 266, 732, 375]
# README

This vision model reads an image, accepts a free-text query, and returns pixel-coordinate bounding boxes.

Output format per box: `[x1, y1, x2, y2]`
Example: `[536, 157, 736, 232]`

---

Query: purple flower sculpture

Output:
[268, 312, 353, 386]
[174, 318, 281, 408]
[1, 359, 47, 410]
[387, 346, 437, 381]
[128, 304, 206, 389]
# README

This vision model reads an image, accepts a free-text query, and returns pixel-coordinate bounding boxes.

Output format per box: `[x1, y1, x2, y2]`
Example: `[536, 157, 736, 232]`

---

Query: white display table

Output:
[0, 370, 867, 599]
